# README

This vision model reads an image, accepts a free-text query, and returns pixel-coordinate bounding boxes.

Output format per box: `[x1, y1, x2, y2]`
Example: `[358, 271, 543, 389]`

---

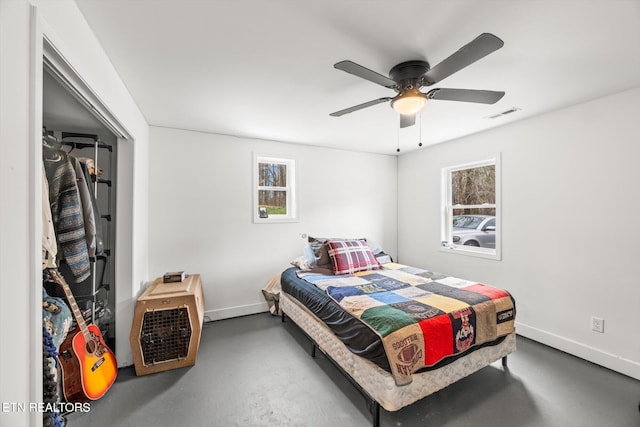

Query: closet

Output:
[42, 67, 119, 422]
[42, 69, 118, 347]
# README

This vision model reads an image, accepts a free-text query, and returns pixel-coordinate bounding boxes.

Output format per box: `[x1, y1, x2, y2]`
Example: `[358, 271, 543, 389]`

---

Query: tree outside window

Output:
[258, 162, 288, 215]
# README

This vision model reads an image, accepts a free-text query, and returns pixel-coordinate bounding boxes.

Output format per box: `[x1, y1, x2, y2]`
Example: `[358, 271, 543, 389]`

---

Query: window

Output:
[441, 157, 500, 259]
[253, 154, 297, 223]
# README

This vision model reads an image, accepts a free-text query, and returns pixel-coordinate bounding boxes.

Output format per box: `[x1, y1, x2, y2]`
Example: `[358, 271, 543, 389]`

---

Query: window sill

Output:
[439, 245, 501, 261]
[253, 217, 299, 224]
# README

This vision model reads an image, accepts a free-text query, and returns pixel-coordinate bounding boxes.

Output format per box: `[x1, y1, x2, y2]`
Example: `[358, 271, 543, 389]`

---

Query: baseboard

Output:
[516, 321, 640, 380]
[204, 302, 269, 322]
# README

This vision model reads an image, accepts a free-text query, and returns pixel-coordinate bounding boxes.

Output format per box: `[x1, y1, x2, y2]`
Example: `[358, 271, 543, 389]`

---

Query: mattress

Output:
[281, 291, 516, 412]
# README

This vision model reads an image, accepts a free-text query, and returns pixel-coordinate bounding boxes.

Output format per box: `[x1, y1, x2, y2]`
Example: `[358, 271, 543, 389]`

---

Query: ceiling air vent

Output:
[488, 107, 521, 119]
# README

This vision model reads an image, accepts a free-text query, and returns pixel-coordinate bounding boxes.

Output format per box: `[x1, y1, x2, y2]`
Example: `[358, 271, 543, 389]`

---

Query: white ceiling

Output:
[75, 0, 640, 155]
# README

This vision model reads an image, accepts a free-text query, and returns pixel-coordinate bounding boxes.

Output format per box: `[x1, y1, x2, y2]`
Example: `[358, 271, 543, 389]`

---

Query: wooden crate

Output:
[130, 274, 204, 376]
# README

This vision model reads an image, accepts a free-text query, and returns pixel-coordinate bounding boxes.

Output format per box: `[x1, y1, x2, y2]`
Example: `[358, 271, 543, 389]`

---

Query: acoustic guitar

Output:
[48, 269, 117, 402]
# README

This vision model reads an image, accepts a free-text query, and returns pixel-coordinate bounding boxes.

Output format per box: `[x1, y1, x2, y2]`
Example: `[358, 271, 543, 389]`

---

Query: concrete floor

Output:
[67, 313, 639, 427]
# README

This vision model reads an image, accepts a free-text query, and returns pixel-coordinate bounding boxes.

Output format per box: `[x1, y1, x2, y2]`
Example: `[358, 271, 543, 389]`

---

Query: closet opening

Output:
[43, 70, 118, 339]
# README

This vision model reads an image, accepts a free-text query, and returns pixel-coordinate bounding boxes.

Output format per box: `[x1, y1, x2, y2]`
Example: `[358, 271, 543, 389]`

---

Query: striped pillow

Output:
[326, 239, 381, 275]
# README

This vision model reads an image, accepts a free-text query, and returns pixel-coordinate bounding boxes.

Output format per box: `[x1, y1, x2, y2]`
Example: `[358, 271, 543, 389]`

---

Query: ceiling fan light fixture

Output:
[391, 90, 427, 115]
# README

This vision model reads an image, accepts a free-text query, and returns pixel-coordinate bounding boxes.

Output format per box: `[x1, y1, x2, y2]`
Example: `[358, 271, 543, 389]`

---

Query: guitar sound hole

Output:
[86, 337, 97, 354]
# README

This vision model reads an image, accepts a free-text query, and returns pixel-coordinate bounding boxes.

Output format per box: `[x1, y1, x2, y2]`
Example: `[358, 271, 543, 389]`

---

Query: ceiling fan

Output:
[330, 33, 505, 128]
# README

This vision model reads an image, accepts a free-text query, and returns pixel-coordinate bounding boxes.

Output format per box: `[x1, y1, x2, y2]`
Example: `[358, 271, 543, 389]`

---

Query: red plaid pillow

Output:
[326, 239, 381, 275]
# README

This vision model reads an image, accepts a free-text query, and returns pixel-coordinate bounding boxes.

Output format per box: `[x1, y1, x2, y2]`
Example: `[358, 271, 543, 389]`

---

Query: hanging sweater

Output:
[44, 147, 91, 283]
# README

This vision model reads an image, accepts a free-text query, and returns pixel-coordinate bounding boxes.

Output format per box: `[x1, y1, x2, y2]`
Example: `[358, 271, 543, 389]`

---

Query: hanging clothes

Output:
[43, 145, 91, 283]
[78, 159, 104, 255]
[71, 157, 97, 258]
[42, 285, 71, 427]
[76, 156, 102, 176]
[42, 163, 58, 269]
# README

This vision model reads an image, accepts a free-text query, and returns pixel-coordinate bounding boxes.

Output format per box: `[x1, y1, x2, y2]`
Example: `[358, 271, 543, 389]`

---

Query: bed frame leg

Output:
[368, 399, 380, 427]
[311, 343, 316, 358]
[281, 312, 286, 323]
[502, 355, 508, 367]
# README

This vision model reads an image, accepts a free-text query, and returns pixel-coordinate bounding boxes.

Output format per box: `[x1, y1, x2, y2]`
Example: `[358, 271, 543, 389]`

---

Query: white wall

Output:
[398, 87, 640, 379]
[0, 1, 149, 424]
[148, 126, 398, 320]
[0, 3, 37, 425]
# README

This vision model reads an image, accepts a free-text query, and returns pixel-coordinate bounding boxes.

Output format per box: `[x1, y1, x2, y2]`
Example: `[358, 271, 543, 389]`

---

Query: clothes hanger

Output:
[42, 130, 64, 162]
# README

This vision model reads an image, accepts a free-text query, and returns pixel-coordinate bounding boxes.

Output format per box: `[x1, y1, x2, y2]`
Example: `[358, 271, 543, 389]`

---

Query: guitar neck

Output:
[50, 270, 92, 343]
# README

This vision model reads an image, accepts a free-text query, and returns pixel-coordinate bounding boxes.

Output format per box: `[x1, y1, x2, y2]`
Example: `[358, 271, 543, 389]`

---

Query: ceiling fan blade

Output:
[423, 33, 504, 85]
[330, 97, 392, 117]
[334, 60, 397, 88]
[426, 88, 505, 104]
[400, 114, 416, 128]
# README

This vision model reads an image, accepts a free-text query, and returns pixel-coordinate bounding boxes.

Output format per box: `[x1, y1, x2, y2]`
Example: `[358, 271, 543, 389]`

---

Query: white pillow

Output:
[365, 239, 383, 255]
[302, 244, 317, 267]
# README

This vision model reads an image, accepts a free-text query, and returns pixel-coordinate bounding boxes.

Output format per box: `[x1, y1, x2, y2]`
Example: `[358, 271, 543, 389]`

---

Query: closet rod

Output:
[62, 131, 98, 141]
[60, 132, 113, 152]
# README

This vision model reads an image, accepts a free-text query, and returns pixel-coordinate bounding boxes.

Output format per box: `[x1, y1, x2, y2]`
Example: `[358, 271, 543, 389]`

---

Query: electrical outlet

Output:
[591, 316, 604, 333]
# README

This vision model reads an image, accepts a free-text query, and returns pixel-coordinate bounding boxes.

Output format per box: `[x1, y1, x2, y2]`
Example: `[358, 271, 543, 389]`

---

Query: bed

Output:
[279, 237, 516, 426]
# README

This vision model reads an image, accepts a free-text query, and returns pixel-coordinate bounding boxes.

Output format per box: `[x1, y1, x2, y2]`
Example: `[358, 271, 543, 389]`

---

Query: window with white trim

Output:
[253, 154, 298, 223]
[441, 157, 501, 259]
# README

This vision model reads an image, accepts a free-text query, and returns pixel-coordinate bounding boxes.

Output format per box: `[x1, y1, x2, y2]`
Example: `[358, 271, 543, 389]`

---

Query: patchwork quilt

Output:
[297, 263, 515, 386]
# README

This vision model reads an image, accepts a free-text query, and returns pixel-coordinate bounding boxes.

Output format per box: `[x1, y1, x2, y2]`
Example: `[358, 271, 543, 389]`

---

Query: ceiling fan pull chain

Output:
[418, 111, 423, 148]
